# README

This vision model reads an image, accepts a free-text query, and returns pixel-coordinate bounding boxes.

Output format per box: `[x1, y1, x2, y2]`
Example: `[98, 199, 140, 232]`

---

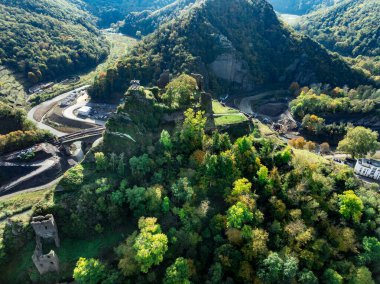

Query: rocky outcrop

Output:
[209, 53, 254, 91]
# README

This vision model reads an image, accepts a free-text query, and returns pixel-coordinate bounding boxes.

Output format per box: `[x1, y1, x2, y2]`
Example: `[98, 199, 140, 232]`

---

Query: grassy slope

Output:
[0, 188, 52, 220]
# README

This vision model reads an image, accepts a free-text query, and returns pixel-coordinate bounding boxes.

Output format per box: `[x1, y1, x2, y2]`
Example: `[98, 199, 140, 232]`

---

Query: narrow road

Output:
[27, 85, 90, 137]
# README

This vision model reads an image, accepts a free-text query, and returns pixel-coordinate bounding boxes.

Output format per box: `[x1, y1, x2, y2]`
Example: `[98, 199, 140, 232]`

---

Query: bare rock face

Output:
[209, 53, 254, 91]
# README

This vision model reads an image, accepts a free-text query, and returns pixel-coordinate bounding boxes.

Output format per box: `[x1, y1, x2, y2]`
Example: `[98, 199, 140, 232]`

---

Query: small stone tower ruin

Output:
[31, 214, 60, 274]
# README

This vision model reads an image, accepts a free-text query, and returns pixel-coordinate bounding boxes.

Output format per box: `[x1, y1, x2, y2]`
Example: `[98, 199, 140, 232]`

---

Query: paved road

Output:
[27, 85, 90, 137]
[0, 86, 90, 196]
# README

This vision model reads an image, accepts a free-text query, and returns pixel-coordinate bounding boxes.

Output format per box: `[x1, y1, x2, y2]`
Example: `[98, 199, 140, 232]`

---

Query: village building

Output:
[77, 106, 92, 117]
[354, 159, 380, 181]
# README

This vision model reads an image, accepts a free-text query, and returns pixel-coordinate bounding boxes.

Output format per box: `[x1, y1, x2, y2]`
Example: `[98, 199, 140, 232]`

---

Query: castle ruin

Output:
[31, 214, 60, 274]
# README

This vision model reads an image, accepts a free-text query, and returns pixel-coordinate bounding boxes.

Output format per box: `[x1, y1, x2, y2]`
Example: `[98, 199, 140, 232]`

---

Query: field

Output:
[212, 100, 248, 126]
[214, 114, 247, 126]
[212, 100, 239, 114]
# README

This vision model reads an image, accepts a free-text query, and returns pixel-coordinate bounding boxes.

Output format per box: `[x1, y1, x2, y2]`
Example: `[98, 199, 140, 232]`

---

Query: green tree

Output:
[180, 108, 207, 153]
[302, 114, 325, 133]
[163, 257, 191, 284]
[337, 126, 380, 158]
[73, 257, 107, 284]
[323, 269, 343, 284]
[125, 186, 162, 217]
[350, 267, 375, 284]
[133, 217, 168, 273]
[257, 252, 282, 283]
[162, 196, 170, 213]
[95, 152, 107, 171]
[160, 130, 173, 151]
[258, 253, 299, 283]
[171, 177, 194, 203]
[129, 154, 153, 179]
[231, 178, 251, 196]
[298, 269, 318, 284]
[360, 237, 380, 265]
[162, 74, 198, 109]
[338, 190, 364, 223]
[226, 202, 253, 229]
[109, 152, 117, 171]
[257, 165, 269, 184]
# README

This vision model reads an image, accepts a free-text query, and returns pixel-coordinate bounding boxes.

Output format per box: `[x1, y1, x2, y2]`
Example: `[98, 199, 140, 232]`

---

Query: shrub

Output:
[61, 164, 84, 191]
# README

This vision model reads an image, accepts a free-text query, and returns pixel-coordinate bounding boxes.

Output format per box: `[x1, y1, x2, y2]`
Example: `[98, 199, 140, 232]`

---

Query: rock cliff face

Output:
[209, 53, 255, 91]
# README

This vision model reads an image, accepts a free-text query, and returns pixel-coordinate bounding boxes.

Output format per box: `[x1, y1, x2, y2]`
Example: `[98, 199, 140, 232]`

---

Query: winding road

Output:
[237, 90, 288, 114]
[27, 85, 91, 137]
[1, 85, 97, 196]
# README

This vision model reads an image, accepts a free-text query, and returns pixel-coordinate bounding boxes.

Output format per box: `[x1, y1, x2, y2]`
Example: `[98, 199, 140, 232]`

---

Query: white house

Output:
[77, 106, 92, 117]
[354, 159, 380, 181]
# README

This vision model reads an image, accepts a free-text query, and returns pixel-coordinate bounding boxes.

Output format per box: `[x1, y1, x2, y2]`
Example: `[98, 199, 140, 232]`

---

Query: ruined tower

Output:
[31, 214, 60, 247]
[31, 214, 60, 274]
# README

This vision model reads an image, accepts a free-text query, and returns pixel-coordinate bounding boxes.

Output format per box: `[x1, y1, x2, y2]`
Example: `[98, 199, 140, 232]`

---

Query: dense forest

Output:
[119, 0, 195, 37]
[267, 0, 341, 15]
[90, 0, 369, 101]
[0, 0, 109, 83]
[3, 74, 380, 283]
[290, 84, 380, 119]
[79, 0, 176, 27]
[295, 0, 380, 57]
[288, 84, 380, 142]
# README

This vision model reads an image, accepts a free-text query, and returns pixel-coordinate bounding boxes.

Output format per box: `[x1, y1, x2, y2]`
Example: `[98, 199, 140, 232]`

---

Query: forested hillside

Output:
[90, 0, 369, 100]
[295, 0, 380, 57]
[267, 0, 341, 14]
[119, 0, 195, 37]
[0, 0, 109, 83]
[0, 102, 51, 154]
[3, 74, 380, 283]
[79, 0, 176, 27]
